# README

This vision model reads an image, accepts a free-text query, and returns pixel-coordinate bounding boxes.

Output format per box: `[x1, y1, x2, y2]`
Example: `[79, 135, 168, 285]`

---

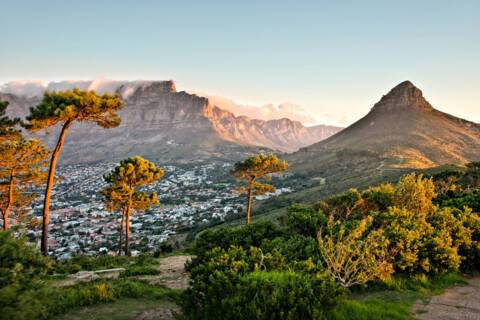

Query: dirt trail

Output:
[413, 277, 480, 320]
[137, 255, 192, 290]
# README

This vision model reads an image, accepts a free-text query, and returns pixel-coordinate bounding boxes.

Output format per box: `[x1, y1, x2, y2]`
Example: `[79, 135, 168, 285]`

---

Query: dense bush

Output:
[316, 174, 480, 274]
[183, 245, 342, 320]
[155, 241, 174, 256]
[0, 231, 53, 287]
[261, 234, 320, 262]
[435, 190, 480, 212]
[286, 204, 326, 238]
[193, 220, 285, 257]
[225, 271, 341, 320]
[0, 231, 53, 320]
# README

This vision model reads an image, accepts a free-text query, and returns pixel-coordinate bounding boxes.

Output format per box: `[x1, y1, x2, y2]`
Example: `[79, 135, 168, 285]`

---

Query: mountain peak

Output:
[372, 80, 433, 112]
[388, 80, 422, 97]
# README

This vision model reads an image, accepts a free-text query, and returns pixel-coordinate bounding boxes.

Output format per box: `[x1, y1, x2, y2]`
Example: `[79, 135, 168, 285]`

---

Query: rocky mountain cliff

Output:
[0, 81, 341, 163]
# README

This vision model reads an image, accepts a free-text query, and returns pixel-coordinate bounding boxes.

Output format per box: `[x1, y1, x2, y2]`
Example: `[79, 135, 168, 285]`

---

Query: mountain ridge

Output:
[266, 80, 480, 208]
[295, 80, 480, 169]
[0, 80, 341, 163]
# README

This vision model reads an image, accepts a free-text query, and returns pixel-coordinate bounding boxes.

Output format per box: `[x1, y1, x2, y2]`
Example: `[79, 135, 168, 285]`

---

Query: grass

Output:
[52, 298, 176, 320]
[329, 298, 414, 320]
[327, 273, 467, 320]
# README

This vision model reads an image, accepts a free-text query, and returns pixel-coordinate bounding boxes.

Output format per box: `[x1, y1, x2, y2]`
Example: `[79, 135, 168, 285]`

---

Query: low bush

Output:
[183, 243, 343, 319]
[193, 220, 285, 257]
[286, 204, 326, 238]
[183, 270, 343, 320]
[122, 265, 160, 277]
[55, 255, 130, 274]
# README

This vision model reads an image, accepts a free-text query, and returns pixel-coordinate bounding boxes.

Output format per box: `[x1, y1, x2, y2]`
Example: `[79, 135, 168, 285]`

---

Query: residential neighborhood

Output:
[26, 160, 291, 258]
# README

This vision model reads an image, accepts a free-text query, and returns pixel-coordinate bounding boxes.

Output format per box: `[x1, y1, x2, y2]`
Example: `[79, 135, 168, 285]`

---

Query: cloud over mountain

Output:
[206, 96, 318, 125]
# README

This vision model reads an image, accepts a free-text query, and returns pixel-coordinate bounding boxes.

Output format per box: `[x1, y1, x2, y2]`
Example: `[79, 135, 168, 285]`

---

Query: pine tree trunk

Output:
[3, 168, 15, 231]
[246, 184, 253, 225]
[124, 204, 131, 256]
[118, 207, 126, 255]
[41, 119, 73, 255]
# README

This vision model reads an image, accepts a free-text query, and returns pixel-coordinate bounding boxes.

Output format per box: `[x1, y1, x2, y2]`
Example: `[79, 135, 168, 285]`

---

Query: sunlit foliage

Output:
[231, 153, 288, 224]
[0, 138, 49, 230]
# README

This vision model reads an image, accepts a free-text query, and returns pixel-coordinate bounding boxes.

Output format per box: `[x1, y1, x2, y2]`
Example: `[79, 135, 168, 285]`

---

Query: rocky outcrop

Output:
[371, 80, 434, 113]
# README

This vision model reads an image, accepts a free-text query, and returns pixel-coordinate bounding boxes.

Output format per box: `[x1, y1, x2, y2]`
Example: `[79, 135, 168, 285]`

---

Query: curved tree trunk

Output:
[124, 204, 131, 256]
[3, 168, 15, 231]
[41, 119, 73, 255]
[118, 207, 126, 255]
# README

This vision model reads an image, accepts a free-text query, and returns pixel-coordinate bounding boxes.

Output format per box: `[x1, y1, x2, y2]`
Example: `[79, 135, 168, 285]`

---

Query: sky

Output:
[1, 0, 479, 126]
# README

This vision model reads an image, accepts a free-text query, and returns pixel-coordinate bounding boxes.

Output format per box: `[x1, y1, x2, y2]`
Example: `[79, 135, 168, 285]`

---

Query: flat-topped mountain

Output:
[0, 80, 341, 163]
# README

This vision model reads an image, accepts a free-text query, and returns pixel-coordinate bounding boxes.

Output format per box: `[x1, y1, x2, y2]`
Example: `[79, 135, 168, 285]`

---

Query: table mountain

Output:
[0, 81, 341, 163]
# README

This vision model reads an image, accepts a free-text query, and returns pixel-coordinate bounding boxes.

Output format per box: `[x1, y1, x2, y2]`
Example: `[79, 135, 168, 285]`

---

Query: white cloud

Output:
[207, 95, 318, 125]
[0, 80, 47, 97]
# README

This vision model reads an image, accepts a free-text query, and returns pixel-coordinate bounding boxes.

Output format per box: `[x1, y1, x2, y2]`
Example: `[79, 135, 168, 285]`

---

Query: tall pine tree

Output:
[25, 89, 123, 254]
[102, 156, 163, 255]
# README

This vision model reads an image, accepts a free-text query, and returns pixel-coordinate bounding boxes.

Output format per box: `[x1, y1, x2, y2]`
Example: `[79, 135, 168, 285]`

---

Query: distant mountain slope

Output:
[268, 81, 480, 207]
[292, 81, 480, 171]
[0, 81, 341, 163]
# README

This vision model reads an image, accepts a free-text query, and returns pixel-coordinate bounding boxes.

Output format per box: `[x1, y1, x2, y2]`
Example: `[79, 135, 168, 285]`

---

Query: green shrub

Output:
[183, 244, 342, 319]
[260, 235, 321, 262]
[0, 231, 53, 287]
[183, 270, 343, 320]
[193, 220, 284, 257]
[122, 265, 160, 277]
[55, 255, 130, 274]
[286, 204, 326, 238]
[0, 231, 53, 320]
[435, 189, 480, 212]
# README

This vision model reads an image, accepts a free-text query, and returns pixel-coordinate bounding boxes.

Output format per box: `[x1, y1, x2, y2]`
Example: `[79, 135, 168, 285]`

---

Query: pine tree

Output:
[102, 156, 163, 256]
[0, 138, 49, 230]
[25, 89, 123, 254]
[231, 153, 288, 224]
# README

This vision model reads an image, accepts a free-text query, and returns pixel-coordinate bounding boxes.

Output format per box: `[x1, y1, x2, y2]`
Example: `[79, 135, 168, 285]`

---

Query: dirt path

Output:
[55, 256, 192, 320]
[413, 277, 480, 320]
[136, 255, 192, 290]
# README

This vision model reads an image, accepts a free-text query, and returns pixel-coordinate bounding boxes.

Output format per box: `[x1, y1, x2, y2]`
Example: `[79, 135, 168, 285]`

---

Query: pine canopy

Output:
[231, 153, 289, 195]
[26, 89, 123, 131]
